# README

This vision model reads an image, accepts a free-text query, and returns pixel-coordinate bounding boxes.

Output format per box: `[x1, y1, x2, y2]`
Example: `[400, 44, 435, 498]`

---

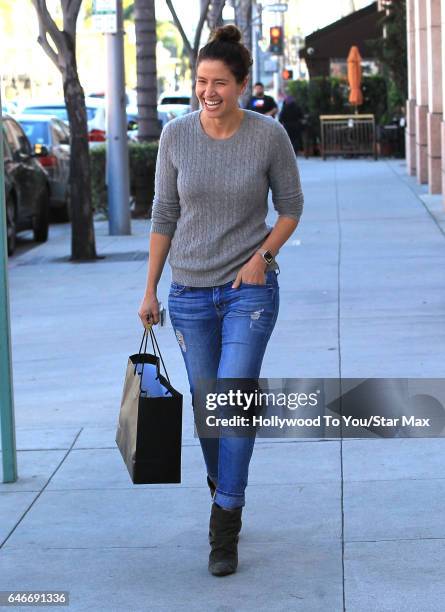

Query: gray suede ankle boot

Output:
[208, 502, 243, 576]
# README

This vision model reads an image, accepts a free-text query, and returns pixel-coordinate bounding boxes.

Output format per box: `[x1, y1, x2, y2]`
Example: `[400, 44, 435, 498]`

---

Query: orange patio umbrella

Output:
[347, 45, 363, 110]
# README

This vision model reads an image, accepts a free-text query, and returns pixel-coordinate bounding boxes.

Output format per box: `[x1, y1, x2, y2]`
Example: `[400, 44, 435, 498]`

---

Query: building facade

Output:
[402, 0, 445, 203]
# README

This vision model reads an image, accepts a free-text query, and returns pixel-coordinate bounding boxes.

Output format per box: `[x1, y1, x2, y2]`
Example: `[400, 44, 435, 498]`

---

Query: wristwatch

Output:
[256, 249, 274, 265]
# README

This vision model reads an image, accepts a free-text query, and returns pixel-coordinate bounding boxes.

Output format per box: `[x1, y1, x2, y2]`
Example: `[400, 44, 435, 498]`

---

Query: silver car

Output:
[18, 101, 106, 142]
[15, 114, 71, 221]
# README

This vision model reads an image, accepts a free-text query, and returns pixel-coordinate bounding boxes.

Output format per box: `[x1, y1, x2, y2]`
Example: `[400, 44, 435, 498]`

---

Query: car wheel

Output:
[33, 186, 50, 243]
[6, 196, 17, 256]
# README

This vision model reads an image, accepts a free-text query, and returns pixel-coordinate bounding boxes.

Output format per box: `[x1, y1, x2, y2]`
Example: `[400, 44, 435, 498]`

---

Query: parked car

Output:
[2, 115, 50, 255]
[87, 89, 137, 108]
[157, 104, 190, 128]
[89, 88, 192, 125]
[18, 100, 107, 142]
[14, 114, 71, 221]
[125, 104, 190, 136]
[85, 95, 141, 133]
[157, 91, 191, 128]
[158, 91, 191, 106]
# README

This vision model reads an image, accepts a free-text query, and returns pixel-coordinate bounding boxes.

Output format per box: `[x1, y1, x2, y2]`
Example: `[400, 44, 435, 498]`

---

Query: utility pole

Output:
[106, 0, 131, 235]
[93, 0, 131, 235]
[0, 97, 18, 484]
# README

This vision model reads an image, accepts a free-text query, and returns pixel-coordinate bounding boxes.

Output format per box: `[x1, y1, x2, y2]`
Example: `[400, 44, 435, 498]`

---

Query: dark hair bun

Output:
[210, 25, 242, 44]
[199, 24, 252, 83]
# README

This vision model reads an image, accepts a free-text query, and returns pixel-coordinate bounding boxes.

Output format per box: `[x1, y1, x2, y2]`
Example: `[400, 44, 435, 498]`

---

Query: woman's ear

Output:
[240, 76, 249, 95]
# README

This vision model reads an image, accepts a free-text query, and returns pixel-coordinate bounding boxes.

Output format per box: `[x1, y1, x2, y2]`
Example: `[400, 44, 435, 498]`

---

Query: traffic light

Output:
[282, 69, 293, 80]
[269, 26, 284, 55]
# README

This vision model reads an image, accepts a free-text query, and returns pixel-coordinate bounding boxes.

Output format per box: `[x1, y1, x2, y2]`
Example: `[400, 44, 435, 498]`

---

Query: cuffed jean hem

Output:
[214, 489, 245, 510]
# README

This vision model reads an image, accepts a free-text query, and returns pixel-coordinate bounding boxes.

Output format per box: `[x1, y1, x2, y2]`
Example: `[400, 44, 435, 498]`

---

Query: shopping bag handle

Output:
[136, 325, 171, 386]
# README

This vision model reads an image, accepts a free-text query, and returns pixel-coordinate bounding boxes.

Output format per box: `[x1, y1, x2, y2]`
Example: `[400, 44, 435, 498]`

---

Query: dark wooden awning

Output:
[299, 2, 384, 78]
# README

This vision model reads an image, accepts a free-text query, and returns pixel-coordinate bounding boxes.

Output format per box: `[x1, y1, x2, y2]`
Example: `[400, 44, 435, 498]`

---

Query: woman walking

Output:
[138, 25, 304, 576]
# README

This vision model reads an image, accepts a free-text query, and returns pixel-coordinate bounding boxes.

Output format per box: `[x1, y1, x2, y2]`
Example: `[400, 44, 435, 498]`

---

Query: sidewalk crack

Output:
[0, 428, 84, 550]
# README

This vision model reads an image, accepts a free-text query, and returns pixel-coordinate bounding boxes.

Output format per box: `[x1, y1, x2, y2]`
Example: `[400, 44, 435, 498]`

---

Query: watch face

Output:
[264, 251, 274, 265]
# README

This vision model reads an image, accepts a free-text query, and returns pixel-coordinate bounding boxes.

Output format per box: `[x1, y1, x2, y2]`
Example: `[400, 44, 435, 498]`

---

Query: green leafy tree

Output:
[157, 21, 183, 58]
[367, 0, 407, 113]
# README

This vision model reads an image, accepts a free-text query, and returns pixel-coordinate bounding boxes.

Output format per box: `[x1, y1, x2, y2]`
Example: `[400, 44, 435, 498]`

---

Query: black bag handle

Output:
[134, 331, 149, 385]
[135, 326, 171, 386]
[149, 326, 171, 385]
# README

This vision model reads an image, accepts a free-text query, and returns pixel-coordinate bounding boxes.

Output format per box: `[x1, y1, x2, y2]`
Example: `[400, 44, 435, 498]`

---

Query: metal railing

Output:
[320, 114, 377, 160]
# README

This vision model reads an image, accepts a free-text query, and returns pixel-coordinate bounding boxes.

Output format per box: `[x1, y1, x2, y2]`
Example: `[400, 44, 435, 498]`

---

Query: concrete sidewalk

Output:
[1, 157, 445, 611]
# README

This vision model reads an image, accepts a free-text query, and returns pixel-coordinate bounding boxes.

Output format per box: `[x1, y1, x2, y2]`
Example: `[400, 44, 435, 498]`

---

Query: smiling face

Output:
[196, 59, 248, 119]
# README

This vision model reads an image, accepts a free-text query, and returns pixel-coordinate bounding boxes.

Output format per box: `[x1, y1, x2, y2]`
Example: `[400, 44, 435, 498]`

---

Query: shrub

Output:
[286, 75, 388, 145]
[360, 76, 388, 124]
[90, 141, 159, 217]
[90, 145, 107, 213]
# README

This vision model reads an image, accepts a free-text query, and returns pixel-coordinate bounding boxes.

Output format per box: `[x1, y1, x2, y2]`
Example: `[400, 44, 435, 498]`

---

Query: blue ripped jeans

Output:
[168, 270, 279, 509]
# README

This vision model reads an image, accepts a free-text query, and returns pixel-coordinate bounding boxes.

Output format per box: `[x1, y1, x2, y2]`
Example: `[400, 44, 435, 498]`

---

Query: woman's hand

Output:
[138, 291, 160, 327]
[232, 253, 267, 289]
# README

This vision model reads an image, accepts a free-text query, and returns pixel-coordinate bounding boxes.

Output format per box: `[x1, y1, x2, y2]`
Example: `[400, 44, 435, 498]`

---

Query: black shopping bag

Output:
[115, 327, 183, 484]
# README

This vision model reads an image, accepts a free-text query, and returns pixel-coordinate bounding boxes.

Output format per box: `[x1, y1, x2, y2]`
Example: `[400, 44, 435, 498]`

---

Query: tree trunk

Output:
[62, 46, 97, 260]
[31, 0, 98, 261]
[235, 0, 252, 55]
[234, 0, 252, 108]
[207, 0, 225, 30]
[190, 50, 199, 111]
[135, 0, 160, 142]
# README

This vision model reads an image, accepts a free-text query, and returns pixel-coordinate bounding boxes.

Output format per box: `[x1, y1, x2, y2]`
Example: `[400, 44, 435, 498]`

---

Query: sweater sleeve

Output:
[150, 122, 180, 237]
[267, 121, 304, 221]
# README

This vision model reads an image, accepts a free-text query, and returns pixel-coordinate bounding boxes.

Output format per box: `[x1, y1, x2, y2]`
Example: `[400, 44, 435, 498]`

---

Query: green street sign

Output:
[92, 0, 117, 33]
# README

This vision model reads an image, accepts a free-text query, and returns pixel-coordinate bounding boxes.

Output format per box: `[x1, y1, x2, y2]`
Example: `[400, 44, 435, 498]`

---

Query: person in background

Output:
[246, 81, 278, 117]
[278, 93, 303, 156]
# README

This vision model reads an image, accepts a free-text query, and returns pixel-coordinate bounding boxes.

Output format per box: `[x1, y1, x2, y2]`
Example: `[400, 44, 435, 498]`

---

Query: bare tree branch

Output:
[194, 0, 211, 51]
[61, 0, 83, 37]
[207, 0, 226, 30]
[233, 0, 253, 106]
[167, 0, 213, 109]
[165, 0, 193, 57]
[212, 0, 226, 29]
[30, 0, 60, 67]
[38, 31, 60, 67]
[166, 0, 212, 57]
[234, 0, 252, 40]
[32, 0, 65, 47]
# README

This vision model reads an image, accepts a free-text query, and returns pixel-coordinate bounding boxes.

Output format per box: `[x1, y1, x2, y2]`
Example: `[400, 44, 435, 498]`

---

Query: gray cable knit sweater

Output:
[150, 109, 304, 287]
